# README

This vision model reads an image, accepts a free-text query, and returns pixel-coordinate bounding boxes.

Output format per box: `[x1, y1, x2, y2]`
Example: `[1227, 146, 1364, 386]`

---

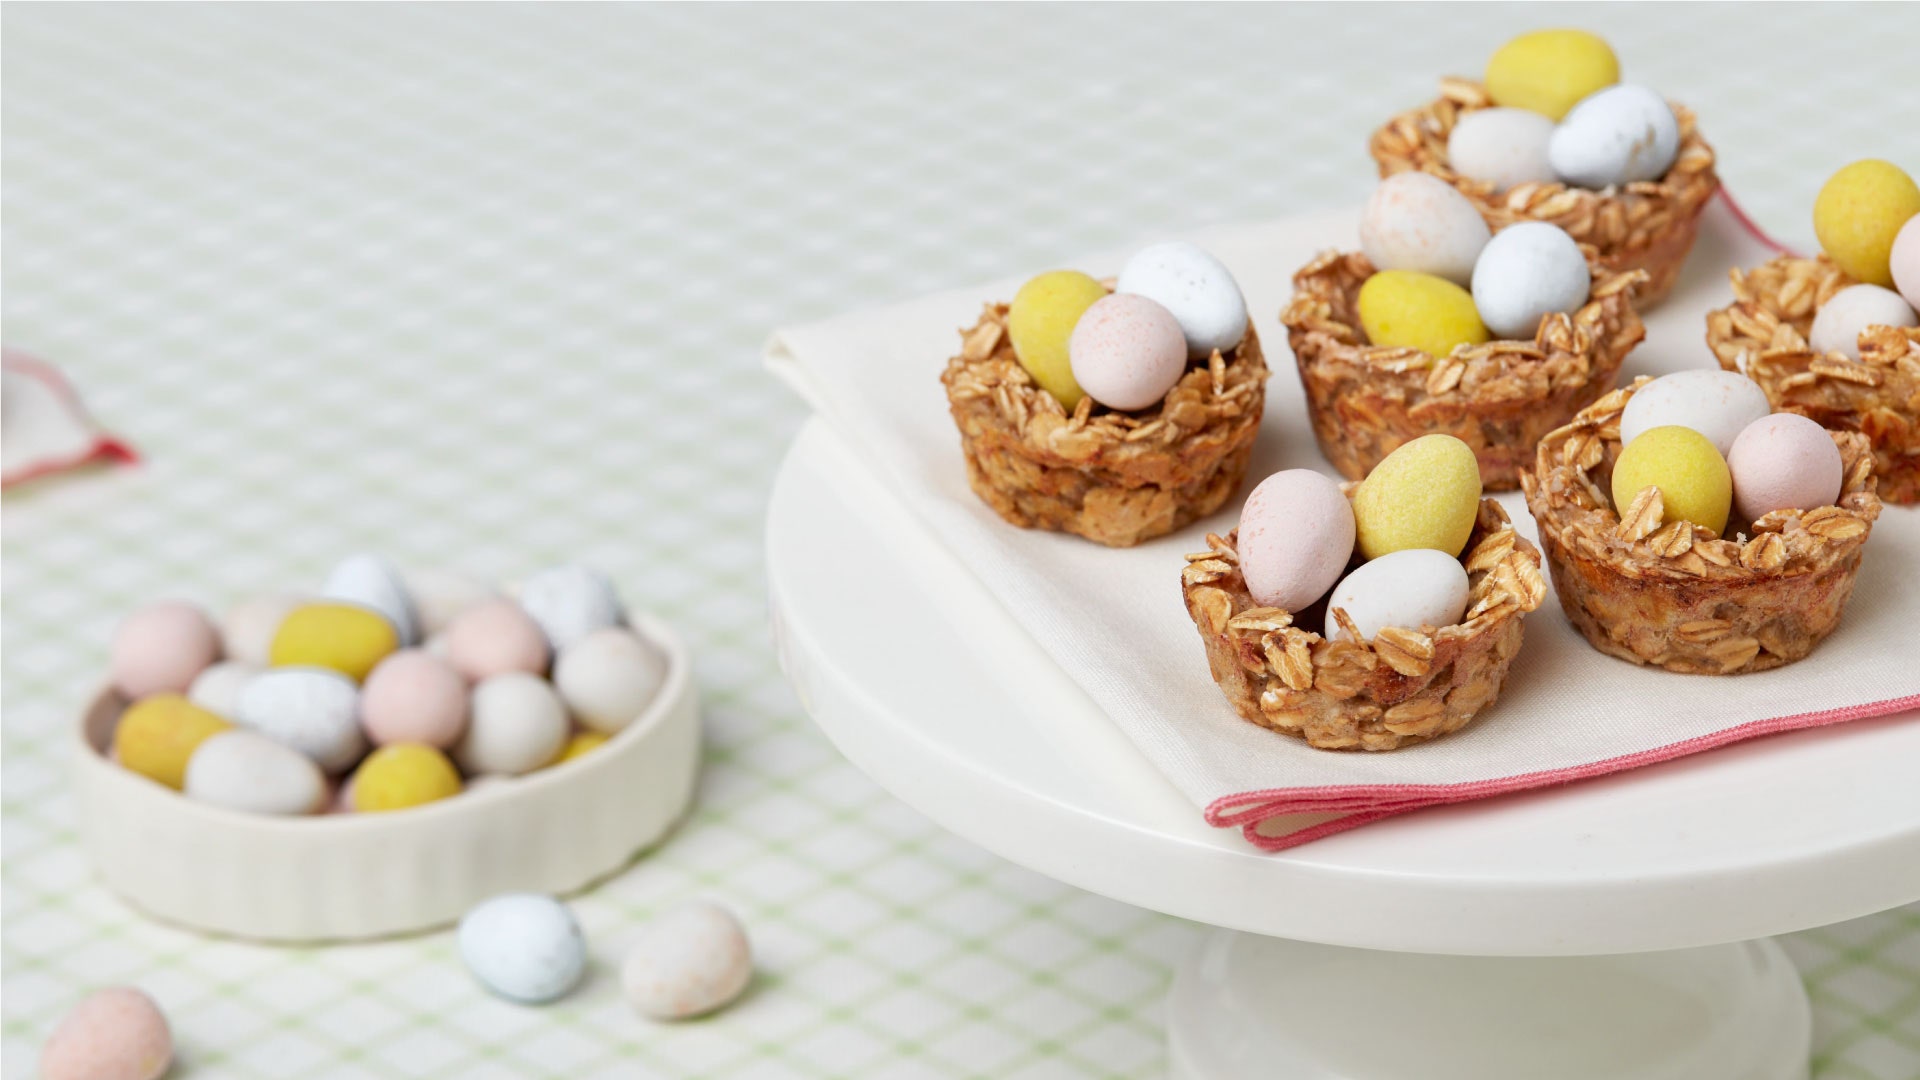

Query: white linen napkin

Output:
[766, 197, 1920, 850]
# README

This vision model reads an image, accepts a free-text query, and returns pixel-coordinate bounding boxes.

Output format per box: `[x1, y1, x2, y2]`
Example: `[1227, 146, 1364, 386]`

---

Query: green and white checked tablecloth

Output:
[5, 4, 1918, 1077]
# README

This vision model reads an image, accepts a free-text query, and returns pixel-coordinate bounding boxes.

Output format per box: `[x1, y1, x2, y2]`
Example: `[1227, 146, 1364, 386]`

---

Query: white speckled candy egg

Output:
[1808, 283, 1918, 362]
[238, 668, 366, 773]
[622, 901, 753, 1020]
[1471, 222, 1591, 339]
[458, 893, 587, 1004]
[1548, 84, 1680, 189]
[1892, 215, 1920, 311]
[1447, 108, 1558, 192]
[1115, 241, 1248, 359]
[184, 730, 327, 815]
[553, 627, 668, 734]
[220, 592, 303, 667]
[1727, 412, 1844, 524]
[323, 553, 420, 646]
[1236, 470, 1356, 613]
[187, 660, 260, 720]
[1067, 293, 1189, 410]
[457, 672, 569, 775]
[1619, 370, 1773, 457]
[403, 567, 497, 637]
[1359, 172, 1492, 285]
[1323, 549, 1470, 642]
[40, 986, 172, 1080]
[518, 564, 624, 652]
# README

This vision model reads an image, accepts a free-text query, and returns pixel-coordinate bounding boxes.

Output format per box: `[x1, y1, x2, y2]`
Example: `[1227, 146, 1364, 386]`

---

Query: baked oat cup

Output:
[1181, 498, 1544, 752]
[1521, 377, 1882, 675]
[941, 298, 1269, 548]
[1282, 250, 1645, 491]
[1370, 79, 1718, 309]
[1706, 254, 1920, 504]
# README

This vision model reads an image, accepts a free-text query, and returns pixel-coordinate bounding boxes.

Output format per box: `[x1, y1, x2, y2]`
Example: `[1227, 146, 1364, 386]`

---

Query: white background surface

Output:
[5, 5, 1919, 1077]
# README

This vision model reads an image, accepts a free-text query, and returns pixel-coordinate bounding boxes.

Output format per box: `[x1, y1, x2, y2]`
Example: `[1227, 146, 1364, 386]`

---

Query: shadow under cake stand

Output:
[767, 419, 1920, 1080]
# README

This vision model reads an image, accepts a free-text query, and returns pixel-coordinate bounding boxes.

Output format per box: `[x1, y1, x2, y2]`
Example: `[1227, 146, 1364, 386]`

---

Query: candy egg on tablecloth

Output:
[621, 901, 754, 1020]
[39, 986, 172, 1080]
[459, 893, 588, 1005]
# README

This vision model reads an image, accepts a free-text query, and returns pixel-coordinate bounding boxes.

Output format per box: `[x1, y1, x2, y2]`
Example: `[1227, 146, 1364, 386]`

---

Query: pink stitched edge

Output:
[1212, 188, 1869, 851]
[1, 352, 141, 489]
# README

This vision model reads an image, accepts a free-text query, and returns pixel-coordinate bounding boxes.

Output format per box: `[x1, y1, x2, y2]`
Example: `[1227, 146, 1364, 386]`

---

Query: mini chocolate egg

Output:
[1067, 292, 1189, 410]
[238, 667, 367, 773]
[557, 730, 609, 763]
[1324, 549, 1471, 642]
[1727, 412, 1844, 524]
[443, 598, 551, 681]
[457, 672, 569, 776]
[361, 649, 469, 749]
[402, 567, 497, 637]
[1352, 434, 1483, 560]
[1814, 160, 1920, 287]
[186, 660, 259, 720]
[1891, 215, 1920, 310]
[552, 627, 668, 734]
[1619, 370, 1773, 456]
[518, 564, 624, 652]
[1115, 241, 1248, 359]
[1356, 270, 1490, 358]
[40, 986, 171, 1080]
[460, 893, 588, 1005]
[352, 744, 462, 811]
[621, 901, 753, 1020]
[1236, 470, 1356, 612]
[1446, 107, 1558, 192]
[270, 602, 398, 683]
[220, 592, 303, 667]
[1548, 84, 1680, 189]
[184, 730, 327, 815]
[1808, 284, 1918, 363]
[113, 694, 231, 790]
[323, 553, 420, 646]
[1471, 222, 1590, 339]
[1358, 172, 1492, 285]
[110, 600, 221, 700]
[1611, 425, 1731, 537]
[1484, 28, 1619, 121]
[1007, 269, 1108, 408]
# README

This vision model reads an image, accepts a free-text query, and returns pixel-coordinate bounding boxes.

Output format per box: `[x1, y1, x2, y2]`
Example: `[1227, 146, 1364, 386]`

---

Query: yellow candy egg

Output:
[1611, 425, 1731, 537]
[351, 744, 463, 812]
[1813, 160, 1920, 288]
[556, 730, 608, 764]
[1352, 435, 1484, 560]
[1356, 270, 1491, 359]
[1007, 270, 1107, 409]
[113, 694, 231, 789]
[270, 603, 399, 682]
[1485, 29, 1620, 121]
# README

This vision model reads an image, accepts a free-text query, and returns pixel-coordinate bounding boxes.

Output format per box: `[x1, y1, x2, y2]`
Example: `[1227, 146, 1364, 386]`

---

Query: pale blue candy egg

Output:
[458, 893, 587, 1005]
[323, 554, 420, 646]
[1115, 241, 1249, 360]
[1470, 222, 1591, 340]
[1548, 85, 1680, 189]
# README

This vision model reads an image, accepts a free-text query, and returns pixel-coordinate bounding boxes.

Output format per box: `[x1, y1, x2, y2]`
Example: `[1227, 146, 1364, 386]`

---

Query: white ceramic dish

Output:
[74, 612, 700, 942]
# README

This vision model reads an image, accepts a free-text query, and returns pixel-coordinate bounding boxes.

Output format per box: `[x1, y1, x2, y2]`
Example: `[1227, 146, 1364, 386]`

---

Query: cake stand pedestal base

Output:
[1168, 931, 1810, 1080]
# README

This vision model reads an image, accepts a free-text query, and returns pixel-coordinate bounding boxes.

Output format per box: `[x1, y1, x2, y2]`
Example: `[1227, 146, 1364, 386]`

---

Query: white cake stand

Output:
[766, 421, 1920, 1080]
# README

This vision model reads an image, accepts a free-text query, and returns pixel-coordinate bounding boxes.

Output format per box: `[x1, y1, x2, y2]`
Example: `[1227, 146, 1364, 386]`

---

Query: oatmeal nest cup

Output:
[1705, 254, 1920, 505]
[1180, 498, 1545, 752]
[940, 299, 1269, 548]
[1370, 78, 1719, 309]
[1282, 250, 1646, 492]
[1520, 377, 1882, 675]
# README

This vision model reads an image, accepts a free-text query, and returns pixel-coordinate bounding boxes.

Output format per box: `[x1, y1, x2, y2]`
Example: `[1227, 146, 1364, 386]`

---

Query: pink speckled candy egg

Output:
[1727, 413, 1844, 525]
[1067, 293, 1189, 411]
[41, 986, 172, 1080]
[361, 649, 470, 749]
[621, 901, 753, 1020]
[110, 601, 221, 700]
[1893, 215, 1920, 311]
[1236, 470, 1356, 612]
[1359, 171, 1492, 285]
[443, 599, 551, 682]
